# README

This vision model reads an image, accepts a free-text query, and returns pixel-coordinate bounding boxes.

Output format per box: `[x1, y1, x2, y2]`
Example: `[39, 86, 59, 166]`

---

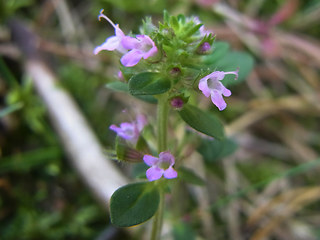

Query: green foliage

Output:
[1, 205, 105, 240]
[110, 182, 160, 227]
[0, 0, 35, 20]
[100, 0, 166, 13]
[105, 81, 129, 93]
[178, 167, 205, 186]
[178, 104, 224, 140]
[0, 147, 61, 174]
[197, 138, 238, 163]
[172, 222, 196, 240]
[202, 41, 230, 64]
[129, 72, 171, 96]
[218, 52, 254, 86]
[237, 160, 284, 183]
[6, 77, 47, 133]
[202, 43, 254, 86]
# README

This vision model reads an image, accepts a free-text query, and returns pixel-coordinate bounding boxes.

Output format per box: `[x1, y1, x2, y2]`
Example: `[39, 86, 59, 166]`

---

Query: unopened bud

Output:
[197, 42, 211, 54]
[116, 139, 143, 163]
[170, 67, 181, 77]
[170, 97, 184, 110]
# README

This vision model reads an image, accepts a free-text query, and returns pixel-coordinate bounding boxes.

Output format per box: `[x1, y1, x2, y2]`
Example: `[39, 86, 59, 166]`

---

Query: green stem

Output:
[150, 186, 165, 240]
[157, 94, 169, 153]
[150, 94, 169, 240]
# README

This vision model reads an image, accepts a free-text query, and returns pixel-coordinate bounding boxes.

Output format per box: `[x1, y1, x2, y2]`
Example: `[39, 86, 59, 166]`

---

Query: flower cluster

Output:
[96, 10, 241, 182]
[94, 9, 158, 67]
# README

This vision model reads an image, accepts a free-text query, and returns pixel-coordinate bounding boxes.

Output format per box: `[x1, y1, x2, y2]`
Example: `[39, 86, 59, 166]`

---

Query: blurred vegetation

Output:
[1, 0, 320, 239]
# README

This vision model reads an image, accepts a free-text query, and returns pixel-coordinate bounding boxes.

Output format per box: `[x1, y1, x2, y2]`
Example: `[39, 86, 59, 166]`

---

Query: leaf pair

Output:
[107, 72, 225, 140]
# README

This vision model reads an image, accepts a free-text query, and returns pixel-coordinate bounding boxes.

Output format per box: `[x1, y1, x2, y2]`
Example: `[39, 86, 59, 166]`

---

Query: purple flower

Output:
[198, 70, 239, 111]
[120, 35, 158, 67]
[143, 151, 178, 181]
[94, 9, 158, 67]
[93, 9, 127, 55]
[110, 114, 147, 143]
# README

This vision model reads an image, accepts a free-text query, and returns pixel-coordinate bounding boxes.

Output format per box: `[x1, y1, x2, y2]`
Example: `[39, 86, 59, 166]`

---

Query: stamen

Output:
[97, 9, 117, 29]
[224, 68, 239, 80]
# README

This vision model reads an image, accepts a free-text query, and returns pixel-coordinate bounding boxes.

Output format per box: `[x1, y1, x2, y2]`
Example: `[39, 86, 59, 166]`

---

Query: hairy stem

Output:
[151, 186, 165, 240]
[150, 94, 169, 240]
[157, 94, 169, 153]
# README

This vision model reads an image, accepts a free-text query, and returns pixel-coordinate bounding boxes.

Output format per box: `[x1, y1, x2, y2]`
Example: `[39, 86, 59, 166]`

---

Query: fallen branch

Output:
[9, 19, 128, 206]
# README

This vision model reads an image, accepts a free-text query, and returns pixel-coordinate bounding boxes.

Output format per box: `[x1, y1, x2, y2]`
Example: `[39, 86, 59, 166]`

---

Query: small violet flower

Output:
[143, 151, 178, 181]
[120, 35, 158, 67]
[110, 114, 147, 143]
[94, 9, 158, 67]
[198, 70, 239, 111]
[93, 9, 127, 55]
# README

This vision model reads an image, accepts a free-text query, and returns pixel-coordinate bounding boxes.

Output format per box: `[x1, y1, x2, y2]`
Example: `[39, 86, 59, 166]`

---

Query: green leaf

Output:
[106, 81, 157, 103]
[110, 182, 160, 227]
[129, 72, 171, 96]
[163, 10, 170, 23]
[178, 104, 224, 140]
[135, 95, 158, 104]
[178, 167, 205, 186]
[181, 24, 203, 39]
[198, 138, 238, 163]
[105, 82, 129, 92]
[202, 41, 230, 65]
[170, 16, 180, 31]
[217, 51, 254, 86]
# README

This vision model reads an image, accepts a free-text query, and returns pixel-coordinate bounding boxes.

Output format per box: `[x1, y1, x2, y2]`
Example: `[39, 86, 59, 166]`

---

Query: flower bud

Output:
[170, 96, 184, 110]
[170, 67, 181, 77]
[197, 42, 211, 54]
[116, 140, 144, 163]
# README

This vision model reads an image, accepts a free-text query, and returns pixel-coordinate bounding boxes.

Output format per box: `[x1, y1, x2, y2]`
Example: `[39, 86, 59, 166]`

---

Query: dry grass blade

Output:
[248, 187, 320, 240]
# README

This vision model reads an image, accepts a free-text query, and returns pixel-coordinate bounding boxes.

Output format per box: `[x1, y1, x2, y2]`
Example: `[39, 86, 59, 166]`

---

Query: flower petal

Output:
[163, 167, 178, 179]
[210, 89, 227, 111]
[213, 81, 231, 97]
[136, 35, 153, 45]
[220, 84, 231, 97]
[198, 78, 211, 98]
[94, 36, 120, 55]
[114, 25, 125, 38]
[159, 151, 175, 166]
[109, 124, 120, 133]
[143, 155, 159, 166]
[136, 35, 158, 59]
[136, 114, 147, 131]
[146, 167, 163, 181]
[143, 45, 158, 59]
[120, 49, 144, 67]
[121, 36, 141, 49]
[211, 71, 226, 81]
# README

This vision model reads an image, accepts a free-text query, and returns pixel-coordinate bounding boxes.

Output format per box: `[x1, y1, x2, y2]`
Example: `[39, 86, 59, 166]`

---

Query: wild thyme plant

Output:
[94, 9, 253, 239]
